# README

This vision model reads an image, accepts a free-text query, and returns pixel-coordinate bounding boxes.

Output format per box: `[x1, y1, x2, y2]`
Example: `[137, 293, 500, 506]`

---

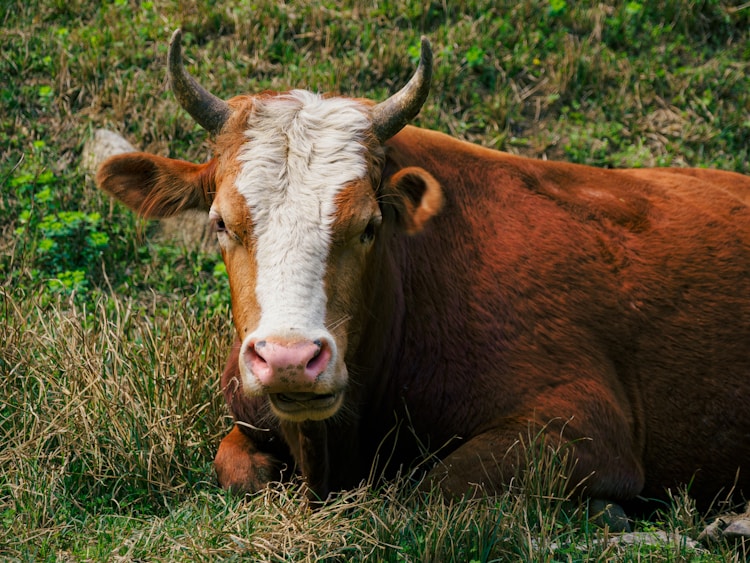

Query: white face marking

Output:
[234, 90, 371, 342]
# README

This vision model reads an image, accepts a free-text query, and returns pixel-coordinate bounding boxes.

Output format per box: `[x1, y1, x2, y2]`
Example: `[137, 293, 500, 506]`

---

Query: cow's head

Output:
[97, 30, 442, 422]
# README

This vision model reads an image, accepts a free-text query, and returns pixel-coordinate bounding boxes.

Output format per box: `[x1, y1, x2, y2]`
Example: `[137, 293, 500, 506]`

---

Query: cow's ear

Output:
[383, 166, 442, 234]
[96, 152, 215, 218]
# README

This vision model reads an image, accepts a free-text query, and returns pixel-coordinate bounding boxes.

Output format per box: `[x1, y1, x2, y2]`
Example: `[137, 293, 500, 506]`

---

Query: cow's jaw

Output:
[268, 391, 343, 421]
[223, 90, 373, 421]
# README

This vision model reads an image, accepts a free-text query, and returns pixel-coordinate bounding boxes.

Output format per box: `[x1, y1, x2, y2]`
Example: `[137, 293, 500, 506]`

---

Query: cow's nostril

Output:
[305, 339, 331, 378]
[252, 340, 269, 365]
[245, 340, 274, 386]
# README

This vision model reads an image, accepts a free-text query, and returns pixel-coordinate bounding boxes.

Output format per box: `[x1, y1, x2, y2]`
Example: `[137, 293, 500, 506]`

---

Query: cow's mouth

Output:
[269, 392, 341, 420]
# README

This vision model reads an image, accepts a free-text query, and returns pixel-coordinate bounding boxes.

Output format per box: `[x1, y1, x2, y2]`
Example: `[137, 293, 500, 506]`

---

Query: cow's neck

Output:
[280, 419, 330, 501]
[358, 239, 407, 398]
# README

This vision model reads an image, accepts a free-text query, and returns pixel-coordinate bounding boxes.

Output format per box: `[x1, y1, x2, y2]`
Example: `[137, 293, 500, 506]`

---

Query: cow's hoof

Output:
[699, 502, 750, 542]
[589, 498, 631, 532]
[215, 451, 281, 495]
[214, 426, 283, 494]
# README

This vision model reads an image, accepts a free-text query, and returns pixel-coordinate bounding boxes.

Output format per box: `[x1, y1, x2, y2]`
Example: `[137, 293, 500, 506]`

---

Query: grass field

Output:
[2, 0, 749, 560]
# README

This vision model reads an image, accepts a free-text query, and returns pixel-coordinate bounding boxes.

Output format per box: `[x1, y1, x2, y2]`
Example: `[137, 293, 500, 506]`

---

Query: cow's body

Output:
[97, 30, 750, 510]
[218, 125, 750, 507]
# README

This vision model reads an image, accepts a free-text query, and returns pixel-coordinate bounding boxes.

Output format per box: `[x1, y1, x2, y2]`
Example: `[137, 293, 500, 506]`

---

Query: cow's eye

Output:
[213, 218, 227, 233]
[360, 217, 380, 244]
[209, 209, 227, 234]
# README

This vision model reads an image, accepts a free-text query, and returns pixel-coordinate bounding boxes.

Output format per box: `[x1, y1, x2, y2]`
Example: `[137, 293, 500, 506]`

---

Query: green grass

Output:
[2, 0, 749, 560]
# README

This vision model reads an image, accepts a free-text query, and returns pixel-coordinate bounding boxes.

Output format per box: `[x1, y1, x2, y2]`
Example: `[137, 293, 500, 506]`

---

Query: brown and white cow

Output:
[97, 30, 750, 510]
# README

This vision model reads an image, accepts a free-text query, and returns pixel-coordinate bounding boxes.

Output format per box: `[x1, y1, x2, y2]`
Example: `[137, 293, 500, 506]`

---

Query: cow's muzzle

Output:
[239, 335, 344, 420]
[248, 338, 332, 386]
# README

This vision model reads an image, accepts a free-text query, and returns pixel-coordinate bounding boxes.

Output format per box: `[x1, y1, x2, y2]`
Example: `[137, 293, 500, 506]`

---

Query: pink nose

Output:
[246, 339, 332, 387]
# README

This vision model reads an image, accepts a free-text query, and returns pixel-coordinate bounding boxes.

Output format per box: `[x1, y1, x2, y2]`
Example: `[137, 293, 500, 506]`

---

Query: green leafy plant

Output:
[9, 159, 109, 296]
[548, 0, 567, 16]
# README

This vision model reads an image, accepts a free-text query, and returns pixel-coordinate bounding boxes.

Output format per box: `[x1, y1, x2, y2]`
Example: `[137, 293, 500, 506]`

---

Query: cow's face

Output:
[209, 91, 386, 420]
[96, 30, 440, 422]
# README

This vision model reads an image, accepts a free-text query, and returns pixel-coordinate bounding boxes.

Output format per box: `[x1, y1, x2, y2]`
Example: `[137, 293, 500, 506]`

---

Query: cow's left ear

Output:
[383, 166, 443, 234]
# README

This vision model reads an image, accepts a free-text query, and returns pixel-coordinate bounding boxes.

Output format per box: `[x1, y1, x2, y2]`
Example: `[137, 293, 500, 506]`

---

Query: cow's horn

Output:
[168, 29, 232, 136]
[371, 37, 433, 142]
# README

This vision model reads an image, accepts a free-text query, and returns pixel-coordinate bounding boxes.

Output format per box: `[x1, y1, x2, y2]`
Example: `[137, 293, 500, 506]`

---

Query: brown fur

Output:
[98, 112, 750, 509]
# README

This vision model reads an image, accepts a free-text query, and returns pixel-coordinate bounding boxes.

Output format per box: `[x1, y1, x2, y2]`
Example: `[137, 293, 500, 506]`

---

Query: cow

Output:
[97, 29, 750, 515]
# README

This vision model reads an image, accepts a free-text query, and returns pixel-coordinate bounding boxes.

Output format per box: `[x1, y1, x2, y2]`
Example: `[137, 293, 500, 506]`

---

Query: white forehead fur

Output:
[234, 90, 371, 339]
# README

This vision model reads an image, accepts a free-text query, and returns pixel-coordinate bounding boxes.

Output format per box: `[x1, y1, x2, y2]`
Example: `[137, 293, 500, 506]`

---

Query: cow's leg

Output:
[427, 424, 643, 498]
[217, 340, 292, 493]
[425, 422, 640, 531]
[214, 425, 287, 494]
[424, 376, 645, 531]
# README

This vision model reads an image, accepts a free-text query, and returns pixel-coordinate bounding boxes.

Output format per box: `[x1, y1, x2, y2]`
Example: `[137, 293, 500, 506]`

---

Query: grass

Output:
[1, 0, 749, 560]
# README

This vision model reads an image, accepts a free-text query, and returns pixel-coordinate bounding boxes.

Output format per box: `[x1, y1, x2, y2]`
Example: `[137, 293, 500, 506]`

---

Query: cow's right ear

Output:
[382, 166, 443, 234]
[96, 152, 215, 218]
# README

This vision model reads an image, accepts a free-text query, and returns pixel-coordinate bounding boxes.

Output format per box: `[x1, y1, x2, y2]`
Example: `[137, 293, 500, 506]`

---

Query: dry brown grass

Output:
[0, 286, 724, 559]
[1, 288, 230, 514]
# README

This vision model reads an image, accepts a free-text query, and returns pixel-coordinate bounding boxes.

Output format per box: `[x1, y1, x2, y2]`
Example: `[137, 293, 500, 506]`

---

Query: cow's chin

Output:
[268, 391, 344, 422]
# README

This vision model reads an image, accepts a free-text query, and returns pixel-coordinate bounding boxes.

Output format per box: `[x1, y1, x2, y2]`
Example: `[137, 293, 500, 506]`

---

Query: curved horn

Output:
[371, 37, 433, 142]
[168, 29, 232, 136]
